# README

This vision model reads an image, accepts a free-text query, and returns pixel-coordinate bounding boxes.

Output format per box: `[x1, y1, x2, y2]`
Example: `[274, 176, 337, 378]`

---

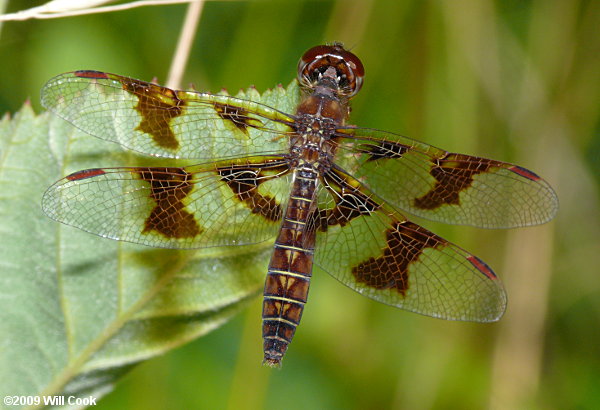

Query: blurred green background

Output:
[1, 0, 598, 409]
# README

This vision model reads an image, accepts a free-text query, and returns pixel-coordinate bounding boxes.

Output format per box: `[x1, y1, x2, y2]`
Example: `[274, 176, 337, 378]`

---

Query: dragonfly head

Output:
[298, 43, 364, 98]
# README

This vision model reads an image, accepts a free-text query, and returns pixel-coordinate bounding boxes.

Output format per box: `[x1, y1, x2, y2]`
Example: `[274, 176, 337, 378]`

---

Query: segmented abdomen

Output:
[262, 168, 318, 366]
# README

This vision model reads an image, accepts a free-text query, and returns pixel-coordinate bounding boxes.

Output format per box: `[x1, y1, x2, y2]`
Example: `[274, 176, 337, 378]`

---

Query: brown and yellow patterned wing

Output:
[41, 71, 299, 160]
[42, 157, 292, 249]
[311, 166, 506, 322]
[333, 127, 558, 229]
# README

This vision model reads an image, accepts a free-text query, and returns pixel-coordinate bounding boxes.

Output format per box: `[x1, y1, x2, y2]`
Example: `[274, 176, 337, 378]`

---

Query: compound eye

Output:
[297, 45, 331, 87]
[297, 44, 364, 97]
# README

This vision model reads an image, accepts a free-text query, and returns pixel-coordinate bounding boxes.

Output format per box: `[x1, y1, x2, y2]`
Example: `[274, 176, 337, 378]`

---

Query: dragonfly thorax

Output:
[289, 116, 339, 173]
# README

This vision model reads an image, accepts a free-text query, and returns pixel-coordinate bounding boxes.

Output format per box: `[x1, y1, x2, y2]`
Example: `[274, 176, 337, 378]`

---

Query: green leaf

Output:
[0, 81, 300, 406]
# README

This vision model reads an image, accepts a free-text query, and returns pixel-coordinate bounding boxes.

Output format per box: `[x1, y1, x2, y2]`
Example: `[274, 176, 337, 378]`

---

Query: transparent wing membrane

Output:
[43, 157, 292, 249]
[311, 167, 506, 322]
[333, 127, 558, 228]
[41, 71, 298, 160]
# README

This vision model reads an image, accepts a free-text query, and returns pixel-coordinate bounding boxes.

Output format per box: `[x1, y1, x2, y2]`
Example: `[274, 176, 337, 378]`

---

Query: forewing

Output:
[334, 127, 558, 228]
[42, 157, 292, 249]
[41, 71, 299, 160]
[311, 167, 506, 322]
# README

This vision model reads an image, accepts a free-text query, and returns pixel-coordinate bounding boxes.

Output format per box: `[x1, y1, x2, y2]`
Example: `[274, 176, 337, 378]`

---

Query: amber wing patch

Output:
[120, 78, 185, 149]
[414, 153, 501, 210]
[315, 168, 380, 229]
[213, 102, 265, 134]
[361, 140, 409, 161]
[217, 161, 289, 222]
[351, 221, 446, 295]
[137, 167, 201, 238]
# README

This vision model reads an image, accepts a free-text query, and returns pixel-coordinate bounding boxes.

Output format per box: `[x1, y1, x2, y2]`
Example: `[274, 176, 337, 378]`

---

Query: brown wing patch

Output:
[213, 102, 265, 135]
[352, 221, 447, 296]
[119, 78, 185, 149]
[217, 161, 289, 221]
[137, 167, 201, 238]
[316, 168, 381, 229]
[414, 153, 502, 210]
[359, 140, 409, 161]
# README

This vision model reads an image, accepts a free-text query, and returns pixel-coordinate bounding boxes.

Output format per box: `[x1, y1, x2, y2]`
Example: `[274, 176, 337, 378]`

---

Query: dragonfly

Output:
[41, 43, 558, 367]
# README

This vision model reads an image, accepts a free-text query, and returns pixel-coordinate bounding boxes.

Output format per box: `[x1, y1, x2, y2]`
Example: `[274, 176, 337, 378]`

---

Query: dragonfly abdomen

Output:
[262, 169, 318, 367]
